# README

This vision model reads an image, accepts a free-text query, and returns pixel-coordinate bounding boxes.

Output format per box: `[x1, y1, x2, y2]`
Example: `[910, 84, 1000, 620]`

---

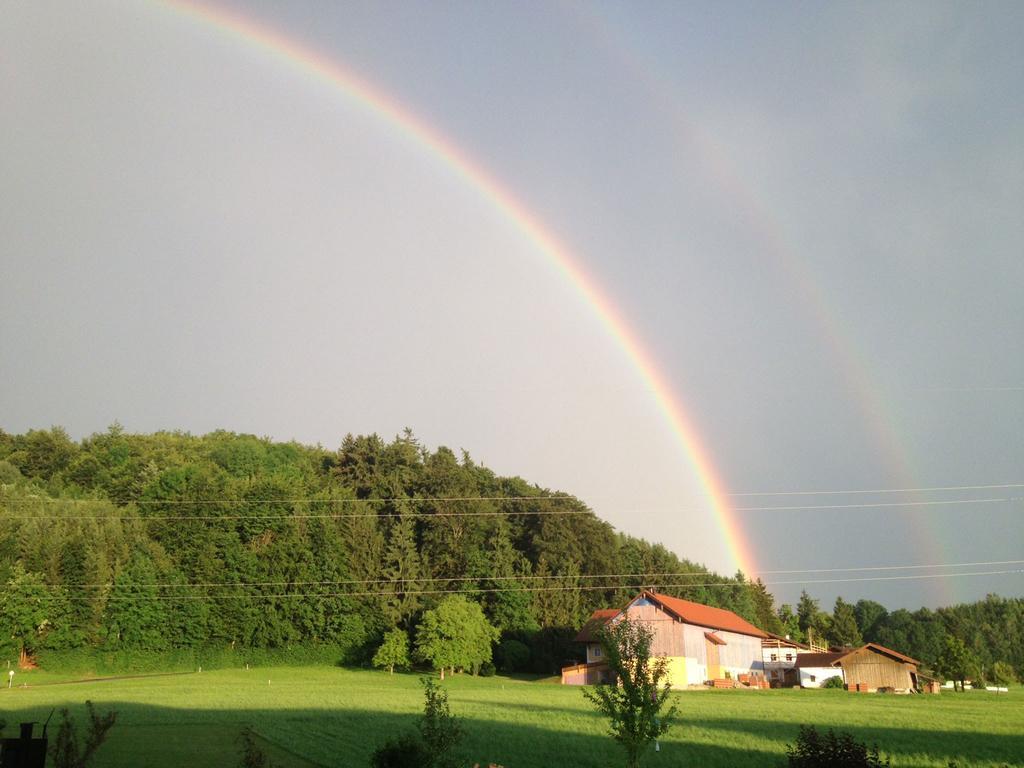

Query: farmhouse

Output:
[761, 632, 814, 688]
[562, 591, 767, 688]
[794, 643, 920, 692]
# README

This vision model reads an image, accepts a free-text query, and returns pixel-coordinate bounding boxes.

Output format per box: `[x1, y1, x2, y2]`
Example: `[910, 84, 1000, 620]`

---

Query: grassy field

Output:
[0, 667, 1020, 767]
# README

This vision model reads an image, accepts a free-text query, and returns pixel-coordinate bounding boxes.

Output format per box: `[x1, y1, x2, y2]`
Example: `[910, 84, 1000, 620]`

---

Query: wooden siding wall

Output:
[623, 603, 686, 656]
[840, 648, 915, 690]
[718, 632, 764, 671]
[683, 624, 708, 662]
[622, 602, 763, 685]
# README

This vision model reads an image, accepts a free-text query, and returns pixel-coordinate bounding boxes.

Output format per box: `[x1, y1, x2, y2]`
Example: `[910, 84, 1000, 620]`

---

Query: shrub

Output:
[419, 678, 463, 768]
[822, 676, 845, 689]
[237, 727, 273, 768]
[50, 701, 117, 768]
[369, 733, 431, 768]
[786, 725, 890, 768]
[478, 661, 496, 677]
[369, 678, 463, 768]
[495, 639, 530, 673]
[991, 661, 1017, 687]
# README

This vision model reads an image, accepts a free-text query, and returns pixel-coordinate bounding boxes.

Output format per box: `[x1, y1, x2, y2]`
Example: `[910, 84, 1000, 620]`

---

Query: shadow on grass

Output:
[1, 697, 1020, 767]
[690, 716, 1024, 767]
[0, 700, 780, 768]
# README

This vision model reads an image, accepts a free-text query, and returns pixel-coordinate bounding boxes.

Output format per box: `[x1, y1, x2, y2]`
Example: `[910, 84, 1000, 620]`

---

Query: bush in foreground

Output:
[369, 677, 463, 768]
[786, 725, 890, 768]
[237, 726, 274, 768]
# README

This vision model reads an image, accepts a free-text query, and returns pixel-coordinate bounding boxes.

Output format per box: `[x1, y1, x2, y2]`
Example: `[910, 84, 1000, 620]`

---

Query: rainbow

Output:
[155, 0, 757, 576]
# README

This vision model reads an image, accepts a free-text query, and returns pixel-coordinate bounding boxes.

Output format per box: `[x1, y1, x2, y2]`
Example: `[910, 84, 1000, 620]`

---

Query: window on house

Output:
[593, 646, 601, 658]
[786, 654, 793, 662]
[810, 675, 817, 682]
[770, 653, 778, 662]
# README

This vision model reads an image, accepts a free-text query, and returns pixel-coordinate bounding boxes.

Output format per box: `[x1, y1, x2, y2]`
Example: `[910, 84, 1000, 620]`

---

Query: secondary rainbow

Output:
[158, 0, 758, 576]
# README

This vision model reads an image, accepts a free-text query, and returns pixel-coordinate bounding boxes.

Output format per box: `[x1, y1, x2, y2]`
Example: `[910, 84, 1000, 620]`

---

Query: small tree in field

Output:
[50, 701, 117, 768]
[416, 595, 499, 679]
[583, 617, 677, 768]
[991, 661, 1017, 688]
[374, 628, 411, 674]
[936, 636, 978, 692]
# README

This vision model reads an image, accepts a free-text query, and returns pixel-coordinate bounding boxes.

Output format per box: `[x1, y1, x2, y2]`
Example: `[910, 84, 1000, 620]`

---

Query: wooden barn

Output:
[838, 643, 920, 691]
[563, 591, 767, 688]
[794, 643, 920, 692]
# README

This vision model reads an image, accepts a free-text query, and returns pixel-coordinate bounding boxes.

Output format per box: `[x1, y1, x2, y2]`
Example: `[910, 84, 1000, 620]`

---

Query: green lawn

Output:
[0, 668, 1020, 767]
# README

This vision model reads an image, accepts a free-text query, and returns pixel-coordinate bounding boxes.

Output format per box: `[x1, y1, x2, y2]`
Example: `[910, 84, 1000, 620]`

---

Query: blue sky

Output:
[2, 1, 1022, 608]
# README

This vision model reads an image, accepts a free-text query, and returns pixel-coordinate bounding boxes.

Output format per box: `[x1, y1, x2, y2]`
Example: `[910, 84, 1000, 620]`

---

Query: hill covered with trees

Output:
[0, 426, 1020, 681]
[0, 426, 755, 672]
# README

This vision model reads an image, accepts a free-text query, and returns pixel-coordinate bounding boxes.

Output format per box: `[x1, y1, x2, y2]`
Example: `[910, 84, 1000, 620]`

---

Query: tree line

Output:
[0, 426, 1020, 682]
[0, 426, 750, 672]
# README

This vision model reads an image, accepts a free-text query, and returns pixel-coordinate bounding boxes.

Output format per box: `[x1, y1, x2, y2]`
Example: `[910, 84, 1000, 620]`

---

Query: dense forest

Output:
[0, 427, 1020, 680]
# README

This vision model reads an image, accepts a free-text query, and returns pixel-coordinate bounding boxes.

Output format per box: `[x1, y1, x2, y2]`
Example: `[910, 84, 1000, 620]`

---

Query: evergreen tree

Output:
[749, 578, 784, 635]
[796, 591, 819, 637]
[382, 512, 422, 630]
[0, 563, 49, 661]
[829, 597, 863, 648]
[103, 554, 168, 650]
[777, 604, 804, 643]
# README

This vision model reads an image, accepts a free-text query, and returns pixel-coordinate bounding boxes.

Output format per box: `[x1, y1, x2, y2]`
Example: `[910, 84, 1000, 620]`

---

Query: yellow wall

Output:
[665, 656, 688, 689]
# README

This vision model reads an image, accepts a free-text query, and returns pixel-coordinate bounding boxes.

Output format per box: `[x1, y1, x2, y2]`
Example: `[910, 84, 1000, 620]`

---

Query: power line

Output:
[0, 510, 590, 521]
[0, 495, 581, 506]
[2, 497, 1020, 521]
[759, 558, 1024, 575]
[734, 497, 1021, 512]
[19, 568, 1024, 602]
[731, 483, 1024, 497]
[18, 559, 1024, 591]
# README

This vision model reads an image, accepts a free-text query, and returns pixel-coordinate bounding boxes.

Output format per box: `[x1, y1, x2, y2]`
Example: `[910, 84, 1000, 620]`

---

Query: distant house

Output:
[795, 643, 921, 691]
[562, 591, 767, 688]
[561, 609, 619, 686]
[794, 652, 846, 688]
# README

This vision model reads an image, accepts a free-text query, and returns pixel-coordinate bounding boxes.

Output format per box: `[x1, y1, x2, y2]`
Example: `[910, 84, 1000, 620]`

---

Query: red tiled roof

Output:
[645, 592, 768, 638]
[574, 609, 619, 643]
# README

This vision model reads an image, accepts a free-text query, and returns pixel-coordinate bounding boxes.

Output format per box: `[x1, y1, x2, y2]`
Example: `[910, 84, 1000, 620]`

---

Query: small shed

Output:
[794, 644, 921, 692]
[560, 661, 613, 686]
[838, 643, 919, 692]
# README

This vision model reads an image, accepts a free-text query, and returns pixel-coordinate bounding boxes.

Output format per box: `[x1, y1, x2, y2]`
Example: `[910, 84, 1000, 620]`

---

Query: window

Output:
[810, 675, 817, 682]
[592, 646, 601, 658]
[786, 654, 793, 662]
[770, 653, 778, 662]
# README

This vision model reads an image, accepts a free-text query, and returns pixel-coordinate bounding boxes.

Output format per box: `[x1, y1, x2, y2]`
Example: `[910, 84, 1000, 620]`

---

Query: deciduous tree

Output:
[416, 595, 499, 679]
[583, 617, 677, 768]
[374, 629, 411, 674]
